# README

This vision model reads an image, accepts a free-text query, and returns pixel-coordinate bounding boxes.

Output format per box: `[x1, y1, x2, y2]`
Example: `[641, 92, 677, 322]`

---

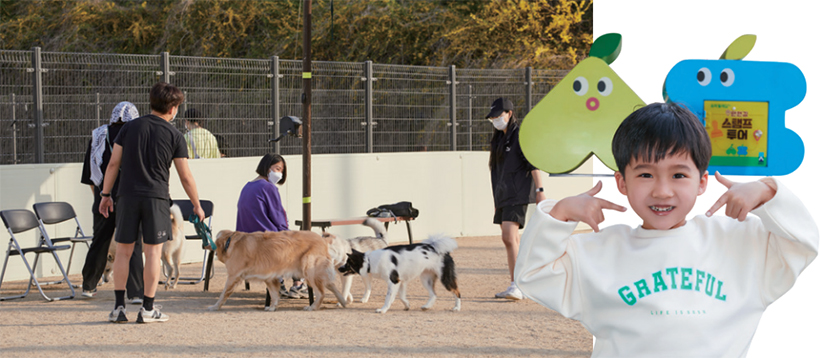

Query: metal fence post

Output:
[365, 60, 373, 153]
[449, 65, 457, 151]
[525, 67, 533, 115]
[271, 56, 281, 154]
[31, 47, 44, 163]
[468, 85, 472, 151]
[12, 93, 18, 164]
[161, 52, 170, 84]
[95, 93, 101, 127]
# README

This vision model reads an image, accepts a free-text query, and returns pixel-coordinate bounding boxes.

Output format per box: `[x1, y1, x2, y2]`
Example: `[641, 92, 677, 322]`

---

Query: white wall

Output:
[0, 152, 590, 282]
[594, 2, 819, 356]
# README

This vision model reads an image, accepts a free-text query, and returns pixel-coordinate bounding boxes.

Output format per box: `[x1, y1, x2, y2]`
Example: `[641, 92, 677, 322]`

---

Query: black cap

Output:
[486, 97, 513, 119]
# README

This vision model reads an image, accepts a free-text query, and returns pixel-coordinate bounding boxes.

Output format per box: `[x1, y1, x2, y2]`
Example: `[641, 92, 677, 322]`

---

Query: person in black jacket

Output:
[487, 97, 546, 300]
[79, 101, 144, 302]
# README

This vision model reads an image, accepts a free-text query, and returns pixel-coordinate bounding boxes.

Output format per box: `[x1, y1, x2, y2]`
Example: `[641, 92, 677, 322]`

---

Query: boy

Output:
[100, 82, 205, 323]
[515, 102, 818, 357]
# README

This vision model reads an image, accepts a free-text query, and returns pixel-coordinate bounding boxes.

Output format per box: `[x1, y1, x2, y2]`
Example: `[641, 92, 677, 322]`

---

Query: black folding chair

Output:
[0, 209, 75, 301]
[171, 199, 216, 290]
[32, 202, 93, 285]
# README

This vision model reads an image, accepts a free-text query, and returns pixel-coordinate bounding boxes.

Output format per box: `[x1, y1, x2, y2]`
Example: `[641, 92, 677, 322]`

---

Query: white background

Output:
[594, 1, 820, 356]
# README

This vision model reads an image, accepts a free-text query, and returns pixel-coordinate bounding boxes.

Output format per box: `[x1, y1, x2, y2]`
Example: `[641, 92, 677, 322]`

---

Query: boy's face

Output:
[615, 152, 708, 230]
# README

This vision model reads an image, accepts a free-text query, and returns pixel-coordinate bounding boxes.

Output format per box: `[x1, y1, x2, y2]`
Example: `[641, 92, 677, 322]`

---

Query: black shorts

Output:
[115, 196, 172, 245]
[493, 204, 528, 228]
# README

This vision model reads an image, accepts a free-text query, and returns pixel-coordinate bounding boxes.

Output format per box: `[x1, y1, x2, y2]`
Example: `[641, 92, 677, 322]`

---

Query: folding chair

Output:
[32, 202, 93, 284]
[0, 209, 75, 301]
[171, 199, 216, 290]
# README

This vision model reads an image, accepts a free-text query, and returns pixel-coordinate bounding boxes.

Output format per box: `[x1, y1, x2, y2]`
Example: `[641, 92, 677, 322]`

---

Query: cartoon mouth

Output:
[650, 206, 674, 212]
[586, 97, 599, 111]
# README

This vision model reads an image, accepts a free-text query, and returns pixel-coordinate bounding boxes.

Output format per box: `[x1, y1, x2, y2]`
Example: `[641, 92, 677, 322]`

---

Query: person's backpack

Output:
[367, 201, 419, 219]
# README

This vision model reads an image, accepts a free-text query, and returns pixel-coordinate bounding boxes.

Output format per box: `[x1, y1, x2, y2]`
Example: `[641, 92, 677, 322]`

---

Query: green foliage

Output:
[0, 0, 592, 69]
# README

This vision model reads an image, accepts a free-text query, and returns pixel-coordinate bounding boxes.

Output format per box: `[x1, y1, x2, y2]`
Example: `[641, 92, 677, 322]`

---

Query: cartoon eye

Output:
[572, 77, 588, 96]
[597, 77, 613, 96]
[697, 68, 711, 86]
[720, 68, 735, 86]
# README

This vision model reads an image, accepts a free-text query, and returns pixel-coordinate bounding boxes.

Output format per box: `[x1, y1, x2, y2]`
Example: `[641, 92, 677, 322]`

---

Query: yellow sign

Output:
[704, 100, 768, 167]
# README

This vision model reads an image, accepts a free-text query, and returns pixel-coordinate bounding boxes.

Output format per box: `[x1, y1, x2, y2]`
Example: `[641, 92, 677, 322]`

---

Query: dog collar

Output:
[224, 234, 233, 251]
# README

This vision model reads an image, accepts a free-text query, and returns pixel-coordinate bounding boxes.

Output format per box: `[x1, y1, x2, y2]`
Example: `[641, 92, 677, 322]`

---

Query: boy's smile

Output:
[615, 152, 708, 230]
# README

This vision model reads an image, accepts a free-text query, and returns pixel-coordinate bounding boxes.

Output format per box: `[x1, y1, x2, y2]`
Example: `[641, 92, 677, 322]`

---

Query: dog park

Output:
[0, 234, 592, 358]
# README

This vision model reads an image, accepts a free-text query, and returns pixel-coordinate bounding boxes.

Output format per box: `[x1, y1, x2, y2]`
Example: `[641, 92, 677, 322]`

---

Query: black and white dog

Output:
[339, 235, 461, 313]
[327, 217, 389, 304]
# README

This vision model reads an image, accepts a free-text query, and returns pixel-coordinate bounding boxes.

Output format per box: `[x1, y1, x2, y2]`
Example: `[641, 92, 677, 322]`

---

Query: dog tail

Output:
[441, 253, 460, 296]
[170, 204, 184, 233]
[422, 234, 457, 254]
[362, 217, 387, 239]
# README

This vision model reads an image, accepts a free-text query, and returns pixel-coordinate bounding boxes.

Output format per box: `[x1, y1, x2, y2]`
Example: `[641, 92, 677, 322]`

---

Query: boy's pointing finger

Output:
[597, 198, 627, 212]
[706, 194, 727, 217]
[715, 171, 735, 189]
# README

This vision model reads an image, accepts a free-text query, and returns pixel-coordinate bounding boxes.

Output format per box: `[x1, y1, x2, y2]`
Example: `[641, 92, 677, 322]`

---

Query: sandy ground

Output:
[0, 235, 592, 358]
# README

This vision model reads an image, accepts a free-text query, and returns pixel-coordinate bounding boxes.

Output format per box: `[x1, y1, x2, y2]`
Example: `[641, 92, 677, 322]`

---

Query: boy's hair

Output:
[184, 108, 204, 125]
[256, 153, 287, 184]
[149, 82, 184, 114]
[612, 102, 711, 174]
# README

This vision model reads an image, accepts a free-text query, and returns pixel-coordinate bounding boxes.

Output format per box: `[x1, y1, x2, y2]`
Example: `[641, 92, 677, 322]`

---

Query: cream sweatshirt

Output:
[515, 179, 818, 358]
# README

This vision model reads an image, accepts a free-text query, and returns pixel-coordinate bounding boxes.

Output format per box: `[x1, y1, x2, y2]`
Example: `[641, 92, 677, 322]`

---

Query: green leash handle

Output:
[188, 214, 216, 251]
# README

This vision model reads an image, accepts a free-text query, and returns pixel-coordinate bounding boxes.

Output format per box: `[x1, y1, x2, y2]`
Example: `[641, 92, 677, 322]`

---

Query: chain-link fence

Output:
[0, 48, 568, 164]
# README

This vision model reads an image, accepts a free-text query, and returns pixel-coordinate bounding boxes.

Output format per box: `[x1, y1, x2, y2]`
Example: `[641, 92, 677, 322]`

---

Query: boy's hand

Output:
[706, 171, 777, 221]
[549, 181, 627, 232]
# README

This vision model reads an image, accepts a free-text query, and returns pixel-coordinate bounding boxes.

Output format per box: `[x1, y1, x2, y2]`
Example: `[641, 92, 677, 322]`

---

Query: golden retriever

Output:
[208, 229, 347, 312]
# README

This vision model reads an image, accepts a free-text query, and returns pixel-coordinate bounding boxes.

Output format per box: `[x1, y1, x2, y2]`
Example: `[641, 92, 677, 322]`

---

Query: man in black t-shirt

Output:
[99, 82, 205, 324]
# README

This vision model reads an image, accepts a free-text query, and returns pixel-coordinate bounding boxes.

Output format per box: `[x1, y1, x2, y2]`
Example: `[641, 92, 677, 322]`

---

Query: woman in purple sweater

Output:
[236, 154, 289, 233]
[235, 154, 306, 298]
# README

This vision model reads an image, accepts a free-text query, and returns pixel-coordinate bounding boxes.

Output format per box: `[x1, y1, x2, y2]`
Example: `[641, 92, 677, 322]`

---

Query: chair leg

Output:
[405, 220, 414, 244]
[0, 246, 35, 301]
[36, 247, 71, 286]
[176, 249, 209, 284]
[203, 250, 215, 291]
[64, 244, 77, 279]
[35, 250, 75, 301]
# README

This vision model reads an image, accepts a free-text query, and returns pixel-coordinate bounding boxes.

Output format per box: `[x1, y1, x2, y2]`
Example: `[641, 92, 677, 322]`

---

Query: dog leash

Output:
[188, 214, 216, 251]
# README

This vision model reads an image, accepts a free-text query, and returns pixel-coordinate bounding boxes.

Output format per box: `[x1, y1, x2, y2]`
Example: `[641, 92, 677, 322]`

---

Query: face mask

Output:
[268, 171, 283, 185]
[492, 116, 508, 131]
[170, 107, 178, 122]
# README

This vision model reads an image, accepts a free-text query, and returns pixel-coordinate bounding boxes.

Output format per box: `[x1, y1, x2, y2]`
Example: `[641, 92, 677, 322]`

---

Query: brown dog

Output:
[208, 229, 347, 312]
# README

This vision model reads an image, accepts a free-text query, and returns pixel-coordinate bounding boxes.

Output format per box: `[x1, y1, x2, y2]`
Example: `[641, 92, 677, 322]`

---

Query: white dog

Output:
[327, 218, 389, 304]
[161, 204, 186, 289]
[339, 235, 461, 313]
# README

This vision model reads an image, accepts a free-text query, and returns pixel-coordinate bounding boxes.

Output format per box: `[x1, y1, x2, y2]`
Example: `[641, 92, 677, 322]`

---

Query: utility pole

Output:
[302, 0, 314, 305]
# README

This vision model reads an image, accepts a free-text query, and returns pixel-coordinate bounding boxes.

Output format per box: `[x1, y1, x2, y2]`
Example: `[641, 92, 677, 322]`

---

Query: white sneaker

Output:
[108, 306, 128, 323]
[136, 307, 169, 323]
[129, 297, 143, 304]
[495, 284, 523, 300]
[505, 286, 523, 300]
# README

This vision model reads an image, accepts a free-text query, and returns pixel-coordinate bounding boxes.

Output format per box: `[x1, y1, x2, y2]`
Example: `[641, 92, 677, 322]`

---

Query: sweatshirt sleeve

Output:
[266, 185, 289, 232]
[751, 178, 819, 305]
[515, 199, 585, 321]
